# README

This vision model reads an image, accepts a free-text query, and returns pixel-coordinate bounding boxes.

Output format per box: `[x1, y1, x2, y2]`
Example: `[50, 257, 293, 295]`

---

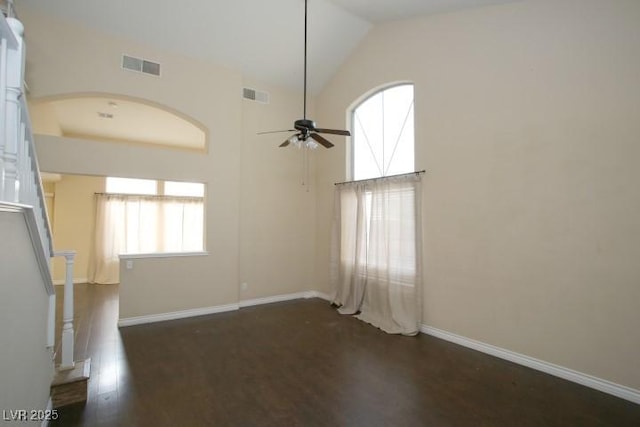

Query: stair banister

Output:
[2, 12, 75, 364]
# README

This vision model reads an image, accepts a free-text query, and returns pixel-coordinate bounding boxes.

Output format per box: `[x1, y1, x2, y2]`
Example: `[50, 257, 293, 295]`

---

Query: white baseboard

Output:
[421, 325, 640, 405]
[308, 290, 332, 301]
[240, 290, 333, 307]
[53, 277, 88, 286]
[118, 303, 239, 327]
[118, 290, 331, 328]
[239, 291, 314, 308]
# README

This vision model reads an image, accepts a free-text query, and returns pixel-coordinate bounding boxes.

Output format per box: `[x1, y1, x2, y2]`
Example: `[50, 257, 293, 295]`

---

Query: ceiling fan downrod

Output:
[303, 0, 308, 120]
[255, 0, 350, 149]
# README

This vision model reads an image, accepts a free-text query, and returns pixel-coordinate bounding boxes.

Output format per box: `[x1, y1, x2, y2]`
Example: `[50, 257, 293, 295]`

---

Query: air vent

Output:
[243, 87, 269, 104]
[122, 54, 161, 77]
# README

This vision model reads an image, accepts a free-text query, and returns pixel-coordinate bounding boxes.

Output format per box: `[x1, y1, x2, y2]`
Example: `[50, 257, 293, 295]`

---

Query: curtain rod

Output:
[334, 170, 426, 186]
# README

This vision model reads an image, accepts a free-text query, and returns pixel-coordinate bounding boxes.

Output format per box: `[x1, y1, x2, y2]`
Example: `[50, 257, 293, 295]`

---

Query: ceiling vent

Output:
[122, 54, 161, 77]
[243, 87, 269, 104]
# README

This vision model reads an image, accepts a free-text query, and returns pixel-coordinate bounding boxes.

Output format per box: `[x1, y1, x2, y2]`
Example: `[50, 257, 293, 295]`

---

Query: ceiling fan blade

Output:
[310, 133, 334, 149]
[279, 138, 291, 147]
[257, 129, 296, 135]
[314, 128, 351, 136]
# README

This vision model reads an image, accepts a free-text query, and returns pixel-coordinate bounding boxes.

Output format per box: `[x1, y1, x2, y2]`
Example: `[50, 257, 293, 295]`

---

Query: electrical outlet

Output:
[241, 282, 248, 292]
[126, 260, 133, 270]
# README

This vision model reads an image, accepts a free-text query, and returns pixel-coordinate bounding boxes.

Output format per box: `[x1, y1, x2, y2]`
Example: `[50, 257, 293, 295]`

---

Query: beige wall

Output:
[30, 102, 63, 136]
[0, 211, 54, 415]
[239, 77, 317, 300]
[316, 0, 640, 390]
[21, 7, 315, 316]
[50, 175, 104, 283]
[119, 254, 217, 318]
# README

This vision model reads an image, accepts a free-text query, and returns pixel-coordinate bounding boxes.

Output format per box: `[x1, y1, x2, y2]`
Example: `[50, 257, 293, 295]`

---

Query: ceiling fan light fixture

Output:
[287, 135, 319, 150]
[289, 135, 302, 148]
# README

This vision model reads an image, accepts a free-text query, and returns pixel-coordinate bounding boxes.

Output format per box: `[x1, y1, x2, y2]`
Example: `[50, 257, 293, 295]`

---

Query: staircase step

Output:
[51, 358, 91, 408]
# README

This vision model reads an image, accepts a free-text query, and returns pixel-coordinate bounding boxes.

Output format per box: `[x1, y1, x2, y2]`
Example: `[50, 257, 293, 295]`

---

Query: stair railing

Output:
[1, 10, 77, 369]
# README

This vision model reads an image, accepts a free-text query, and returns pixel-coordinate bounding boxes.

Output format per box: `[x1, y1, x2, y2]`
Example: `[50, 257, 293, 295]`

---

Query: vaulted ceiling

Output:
[18, 0, 520, 93]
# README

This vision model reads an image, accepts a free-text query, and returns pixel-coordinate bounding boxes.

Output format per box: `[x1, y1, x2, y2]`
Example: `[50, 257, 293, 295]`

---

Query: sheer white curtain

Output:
[89, 194, 204, 284]
[331, 174, 423, 335]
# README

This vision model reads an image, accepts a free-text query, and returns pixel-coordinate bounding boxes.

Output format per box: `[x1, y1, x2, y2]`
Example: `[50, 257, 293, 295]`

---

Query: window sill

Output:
[119, 251, 208, 260]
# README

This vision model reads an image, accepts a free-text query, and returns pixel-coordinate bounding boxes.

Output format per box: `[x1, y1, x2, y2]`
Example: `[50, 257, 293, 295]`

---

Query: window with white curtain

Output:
[330, 83, 422, 335]
[89, 177, 205, 284]
[349, 83, 417, 276]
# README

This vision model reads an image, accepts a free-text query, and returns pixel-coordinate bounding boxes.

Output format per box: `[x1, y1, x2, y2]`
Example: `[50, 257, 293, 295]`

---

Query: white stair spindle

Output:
[47, 294, 56, 349]
[17, 120, 26, 199]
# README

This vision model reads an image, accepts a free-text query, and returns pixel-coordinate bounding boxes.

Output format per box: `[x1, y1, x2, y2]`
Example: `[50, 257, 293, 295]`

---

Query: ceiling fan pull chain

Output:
[306, 147, 311, 192]
[302, 145, 307, 187]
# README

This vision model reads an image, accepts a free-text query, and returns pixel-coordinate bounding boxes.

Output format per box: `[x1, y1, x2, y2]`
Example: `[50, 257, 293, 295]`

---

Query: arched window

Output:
[351, 84, 414, 180]
[333, 83, 422, 335]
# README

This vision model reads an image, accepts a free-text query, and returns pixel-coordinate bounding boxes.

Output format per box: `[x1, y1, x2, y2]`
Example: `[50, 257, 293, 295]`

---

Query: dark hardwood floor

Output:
[52, 284, 640, 426]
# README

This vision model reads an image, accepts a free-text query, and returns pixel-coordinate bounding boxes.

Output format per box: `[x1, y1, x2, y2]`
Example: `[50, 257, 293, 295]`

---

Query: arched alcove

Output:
[29, 93, 207, 151]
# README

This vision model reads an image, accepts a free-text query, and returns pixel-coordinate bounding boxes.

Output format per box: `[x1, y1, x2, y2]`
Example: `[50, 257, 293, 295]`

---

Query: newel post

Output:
[51, 249, 91, 408]
[56, 250, 77, 370]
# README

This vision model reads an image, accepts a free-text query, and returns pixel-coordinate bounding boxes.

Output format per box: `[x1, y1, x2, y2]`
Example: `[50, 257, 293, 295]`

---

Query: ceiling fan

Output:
[258, 0, 350, 149]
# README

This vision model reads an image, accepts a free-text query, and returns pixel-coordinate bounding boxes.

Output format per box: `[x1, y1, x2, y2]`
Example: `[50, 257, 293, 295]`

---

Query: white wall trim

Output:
[118, 303, 239, 327]
[47, 294, 56, 348]
[118, 290, 331, 328]
[239, 291, 315, 308]
[53, 277, 88, 286]
[308, 290, 332, 301]
[421, 325, 640, 405]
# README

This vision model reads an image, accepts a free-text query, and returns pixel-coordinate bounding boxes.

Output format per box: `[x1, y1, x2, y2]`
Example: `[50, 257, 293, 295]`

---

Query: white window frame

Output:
[345, 83, 417, 282]
[349, 83, 415, 181]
